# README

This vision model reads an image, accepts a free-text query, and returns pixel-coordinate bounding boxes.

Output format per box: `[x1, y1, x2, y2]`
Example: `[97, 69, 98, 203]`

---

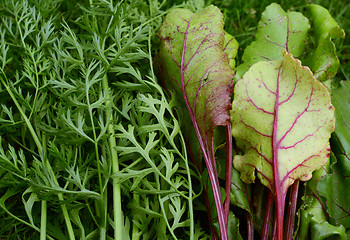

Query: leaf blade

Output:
[307, 4, 345, 82]
[231, 52, 335, 238]
[231, 52, 334, 192]
[235, 3, 310, 79]
[158, 5, 234, 140]
[158, 5, 235, 239]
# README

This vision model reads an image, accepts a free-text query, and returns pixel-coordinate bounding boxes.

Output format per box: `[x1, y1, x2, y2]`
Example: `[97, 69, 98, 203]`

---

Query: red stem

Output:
[224, 122, 233, 226]
[272, 215, 277, 240]
[203, 187, 219, 240]
[261, 191, 273, 240]
[284, 180, 299, 240]
[275, 193, 286, 240]
[179, 15, 227, 240]
[247, 211, 254, 240]
[272, 67, 286, 240]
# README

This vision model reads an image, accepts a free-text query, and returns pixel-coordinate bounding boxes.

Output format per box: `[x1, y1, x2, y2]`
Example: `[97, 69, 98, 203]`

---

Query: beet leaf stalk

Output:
[157, 5, 235, 239]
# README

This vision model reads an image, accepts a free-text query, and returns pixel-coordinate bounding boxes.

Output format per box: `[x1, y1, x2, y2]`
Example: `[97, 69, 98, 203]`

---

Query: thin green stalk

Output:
[158, 188, 169, 239]
[102, 73, 123, 240]
[40, 200, 47, 240]
[47, 162, 76, 240]
[146, 30, 195, 238]
[85, 80, 106, 240]
[86, 3, 107, 239]
[0, 74, 76, 240]
[40, 135, 48, 240]
[146, 3, 169, 236]
[0, 199, 55, 240]
[99, 189, 108, 240]
[88, 115, 106, 239]
[131, 193, 140, 240]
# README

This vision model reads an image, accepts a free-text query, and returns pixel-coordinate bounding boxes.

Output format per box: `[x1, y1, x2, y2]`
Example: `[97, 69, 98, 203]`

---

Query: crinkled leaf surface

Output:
[158, 5, 234, 141]
[310, 221, 346, 240]
[298, 210, 346, 240]
[299, 204, 346, 240]
[331, 80, 350, 175]
[235, 3, 310, 79]
[316, 81, 350, 229]
[307, 4, 345, 82]
[317, 171, 350, 229]
[230, 52, 334, 235]
[296, 158, 346, 240]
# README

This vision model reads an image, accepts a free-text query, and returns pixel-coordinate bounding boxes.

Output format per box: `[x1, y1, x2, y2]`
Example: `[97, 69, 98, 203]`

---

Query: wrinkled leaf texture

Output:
[317, 80, 350, 229]
[307, 4, 346, 82]
[297, 158, 346, 240]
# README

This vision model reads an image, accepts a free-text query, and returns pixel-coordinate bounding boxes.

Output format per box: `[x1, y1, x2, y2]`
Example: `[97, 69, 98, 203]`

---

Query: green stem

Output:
[40, 135, 48, 240]
[0, 199, 55, 240]
[99, 189, 108, 240]
[81, 3, 105, 232]
[87, 100, 106, 239]
[131, 193, 140, 240]
[146, 29, 195, 238]
[48, 162, 76, 240]
[0, 76, 43, 154]
[40, 200, 47, 240]
[102, 74, 123, 240]
[0, 75, 76, 240]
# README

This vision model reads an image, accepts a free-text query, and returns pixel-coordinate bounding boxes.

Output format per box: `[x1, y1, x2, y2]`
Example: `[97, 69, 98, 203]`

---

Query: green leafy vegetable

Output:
[318, 171, 350, 229]
[230, 52, 335, 239]
[235, 3, 310, 79]
[158, 5, 235, 239]
[229, 168, 252, 215]
[316, 80, 350, 229]
[307, 4, 346, 82]
[158, 5, 234, 139]
[296, 157, 347, 240]
[0, 0, 201, 239]
[0, 1, 349, 239]
[331, 80, 350, 175]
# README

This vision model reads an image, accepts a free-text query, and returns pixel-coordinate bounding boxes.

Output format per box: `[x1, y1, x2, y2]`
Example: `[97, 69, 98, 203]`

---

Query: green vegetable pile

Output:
[0, 0, 349, 239]
[0, 0, 200, 239]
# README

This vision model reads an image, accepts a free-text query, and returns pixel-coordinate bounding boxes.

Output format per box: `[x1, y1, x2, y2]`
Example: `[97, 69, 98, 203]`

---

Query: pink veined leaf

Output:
[230, 52, 335, 239]
[158, 5, 235, 239]
[235, 3, 310, 80]
[158, 5, 234, 143]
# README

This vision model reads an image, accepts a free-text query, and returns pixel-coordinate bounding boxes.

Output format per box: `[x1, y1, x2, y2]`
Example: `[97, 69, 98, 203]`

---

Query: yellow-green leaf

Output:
[230, 52, 335, 238]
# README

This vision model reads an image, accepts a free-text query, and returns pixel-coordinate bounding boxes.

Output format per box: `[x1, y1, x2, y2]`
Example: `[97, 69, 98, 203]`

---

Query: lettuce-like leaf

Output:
[307, 4, 345, 82]
[230, 52, 335, 238]
[296, 156, 346, 240]
[298, 207, 347, 240]
[235, 3, 310, 79]
[331, 80, 350, 175]
[158, 5, 235, 239]
[318, 171, 350, 229]
[316, 81, 350, 229]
